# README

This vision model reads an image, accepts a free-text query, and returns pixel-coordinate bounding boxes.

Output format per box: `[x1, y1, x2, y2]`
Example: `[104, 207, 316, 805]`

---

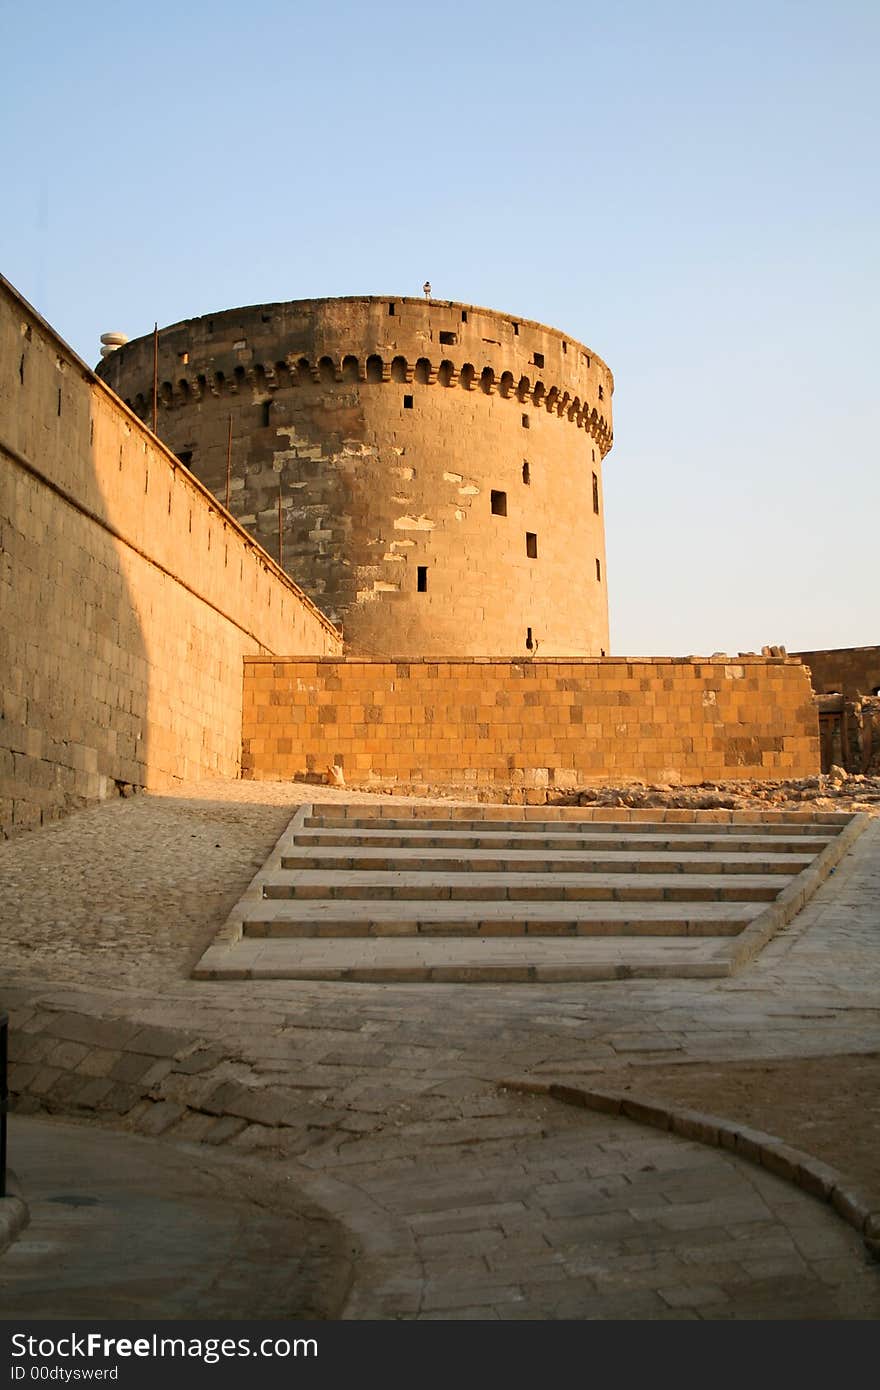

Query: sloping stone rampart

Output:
[0, 276, 340, 836]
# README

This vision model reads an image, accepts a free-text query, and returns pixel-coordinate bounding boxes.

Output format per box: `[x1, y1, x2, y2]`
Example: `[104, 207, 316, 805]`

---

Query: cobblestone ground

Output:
[2, 780, 879, 1319]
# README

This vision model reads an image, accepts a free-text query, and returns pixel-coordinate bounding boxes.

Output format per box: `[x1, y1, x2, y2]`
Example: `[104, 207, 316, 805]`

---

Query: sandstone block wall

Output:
[794, 646, 880, 699]
[0, 276, 341, 837]
[242, 656, 819, 791]
[97, 297, 614, 658]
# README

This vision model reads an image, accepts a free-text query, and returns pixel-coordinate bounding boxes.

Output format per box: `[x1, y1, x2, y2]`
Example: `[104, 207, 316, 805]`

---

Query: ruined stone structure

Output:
[794, 646, 880, 774]
[96, 297, 614, 658]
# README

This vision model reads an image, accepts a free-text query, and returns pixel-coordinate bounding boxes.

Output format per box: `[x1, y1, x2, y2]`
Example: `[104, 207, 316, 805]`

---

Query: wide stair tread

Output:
[303, 815, 833, 838]
[281, 848, 811, 874]
[292, 829, 832, 853]
[194, 935, 733, 982]
[262, 869, 788, 903]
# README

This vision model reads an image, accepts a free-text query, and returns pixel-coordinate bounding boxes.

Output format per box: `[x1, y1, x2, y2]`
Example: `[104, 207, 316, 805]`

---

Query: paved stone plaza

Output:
[1, 780, 879, 1319]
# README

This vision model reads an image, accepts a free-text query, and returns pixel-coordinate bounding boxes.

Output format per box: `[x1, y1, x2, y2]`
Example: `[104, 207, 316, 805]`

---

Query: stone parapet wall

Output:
[242, 656, 819, 791]
[0, 276, 341, 837]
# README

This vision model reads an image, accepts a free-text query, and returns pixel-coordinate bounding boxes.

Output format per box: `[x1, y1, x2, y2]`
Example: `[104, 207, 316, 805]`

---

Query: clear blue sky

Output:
[3, 0, 877, 656]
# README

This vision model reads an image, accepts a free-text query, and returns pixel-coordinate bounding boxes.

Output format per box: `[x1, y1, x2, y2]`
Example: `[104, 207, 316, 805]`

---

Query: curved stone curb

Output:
[501, 1076, 880, 1262]
[724, 811, 870, 972]
[0, 1171, 29, 1256]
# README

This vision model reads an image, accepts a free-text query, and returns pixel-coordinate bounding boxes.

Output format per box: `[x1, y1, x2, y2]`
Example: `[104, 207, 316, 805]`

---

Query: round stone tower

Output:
[96, 296, 614, 657]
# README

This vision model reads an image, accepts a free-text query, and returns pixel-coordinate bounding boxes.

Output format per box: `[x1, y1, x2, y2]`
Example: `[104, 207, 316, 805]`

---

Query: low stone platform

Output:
[193, 805, 864, 983]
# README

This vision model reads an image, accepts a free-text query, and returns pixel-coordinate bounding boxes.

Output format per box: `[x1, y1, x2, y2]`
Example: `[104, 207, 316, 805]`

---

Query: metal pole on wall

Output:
[151, 322, 158, 434]
[225, 415, 233, 510]
[0, 1012, 7, 1199]
[278, 478, 283, 568]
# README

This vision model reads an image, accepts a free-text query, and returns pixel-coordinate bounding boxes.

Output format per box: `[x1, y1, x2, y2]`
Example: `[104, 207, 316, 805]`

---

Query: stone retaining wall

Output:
[242, 656, 819, 791]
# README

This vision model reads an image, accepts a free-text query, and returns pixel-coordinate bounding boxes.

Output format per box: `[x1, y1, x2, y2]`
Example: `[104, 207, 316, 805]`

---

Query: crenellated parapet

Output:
[96, 296, 615, 658]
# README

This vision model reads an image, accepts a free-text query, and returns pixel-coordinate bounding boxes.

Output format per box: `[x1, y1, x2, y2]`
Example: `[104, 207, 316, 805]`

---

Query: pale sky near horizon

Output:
[2, 0, 877, 657]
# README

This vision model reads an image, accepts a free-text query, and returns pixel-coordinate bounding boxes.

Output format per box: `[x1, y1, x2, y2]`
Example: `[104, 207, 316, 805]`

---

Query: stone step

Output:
[242, 898, 762, 938]
[192, 804, 853, 986]
[291, 828, 834, 854]
[262, 869, 786, 904]
[281, 849, 811, 875]
[193, 935, 732, 982]
[303, 814, 836, 838]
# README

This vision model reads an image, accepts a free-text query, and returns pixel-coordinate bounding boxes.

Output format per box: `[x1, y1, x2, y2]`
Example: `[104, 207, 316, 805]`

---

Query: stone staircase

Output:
[193, 804, 859, 983]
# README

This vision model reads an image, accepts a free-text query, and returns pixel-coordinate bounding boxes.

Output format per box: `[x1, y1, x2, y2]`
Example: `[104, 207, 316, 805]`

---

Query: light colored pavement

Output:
[1, 780, 879, 1318]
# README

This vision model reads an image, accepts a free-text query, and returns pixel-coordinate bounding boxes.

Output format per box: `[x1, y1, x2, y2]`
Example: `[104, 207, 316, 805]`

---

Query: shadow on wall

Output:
[1, 274, 342, 841]
[0, 305, 151, 838]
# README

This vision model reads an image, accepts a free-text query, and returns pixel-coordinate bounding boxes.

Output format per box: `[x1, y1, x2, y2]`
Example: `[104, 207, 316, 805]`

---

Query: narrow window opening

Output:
[417, 565, 427, 592]
[598, 384, 604, 400]
[596, 557, 602, 582]
[388, 302, 396, 316]
[19, 355, 24, 384]
[526, 532, 538, 558]
[592, 472, 600, 514]
[562, 341, 568, 354]
[177, 450, 193, 466]
[261, 400, 272, 426]
[490, 489, 507, 516]
[208, 320, 214, 332]
[439, 330, 457, 346]
[600, 648, 606, 657]
[403, 394, 414, 409]
[522, 460, 530, 485]
[532, 352, 544, 369]
[521, 413, 530, 429]
[57, 387, 62, 417]
[584, 353, 591, 367]
[89, 420, 94, 445]
[592, 448, 596, 462]
[526, 627, 534, 651]
[513, 323, 519, 336]
[461, 310, 468, 322]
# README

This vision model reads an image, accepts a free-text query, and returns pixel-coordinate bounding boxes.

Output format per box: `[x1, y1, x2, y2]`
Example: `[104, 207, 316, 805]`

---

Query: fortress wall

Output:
[794, 646, 880, 699]
[0, 276, 340, 836]
[98, 298, 613, 657]
[242, 656, 819, 791]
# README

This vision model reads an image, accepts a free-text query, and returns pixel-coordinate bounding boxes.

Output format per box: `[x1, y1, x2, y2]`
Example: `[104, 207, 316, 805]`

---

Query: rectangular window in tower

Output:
[526, 627, 534, 650]
[522, 460, 530, 485]
[598, 384, 604, 400]
[417, 565, 427, 592]
[261, 400, 272, 427]
[532, 352, 544, 368]
[439, 331, 457, 345]
[388, 302, 396, 315]
[403, 395, 414, 409]
[596, 557, 602, 582]
[592, 472, 600, 514]
[461, 310, 468, 322]
[526, 532, 538, 558]
[521, 414, 530, 429]
[491, 490, 507, 516]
